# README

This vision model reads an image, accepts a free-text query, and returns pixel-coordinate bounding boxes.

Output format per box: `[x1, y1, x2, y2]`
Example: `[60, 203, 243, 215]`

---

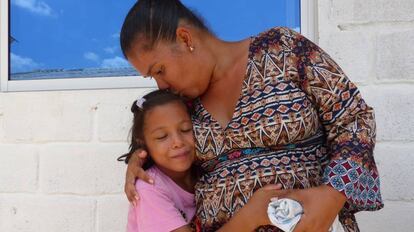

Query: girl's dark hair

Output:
[120, 0, 210, 57]
[117, 89, 191, 170]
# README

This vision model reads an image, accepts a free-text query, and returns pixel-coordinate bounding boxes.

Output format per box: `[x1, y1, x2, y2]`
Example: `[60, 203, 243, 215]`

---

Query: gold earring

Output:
[189, 46, 194, 52]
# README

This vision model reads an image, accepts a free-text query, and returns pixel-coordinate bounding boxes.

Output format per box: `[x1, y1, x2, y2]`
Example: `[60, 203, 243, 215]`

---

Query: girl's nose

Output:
[172, 133, 185, 149]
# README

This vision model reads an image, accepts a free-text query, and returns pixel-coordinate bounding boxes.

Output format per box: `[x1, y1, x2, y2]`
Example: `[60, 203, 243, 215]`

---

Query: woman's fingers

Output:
[136, 149, 148, 159]
[128, 150, 154, 183]
[136, 165, 154, 184]
[125, 181, 139, 206]
[261, 183, 283, 190]
[124, 149, 153, 205]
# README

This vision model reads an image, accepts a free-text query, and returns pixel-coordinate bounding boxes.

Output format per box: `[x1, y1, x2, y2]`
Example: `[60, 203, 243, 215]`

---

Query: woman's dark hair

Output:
[117, 89, 191, 170]
[120, 0, 210, 57]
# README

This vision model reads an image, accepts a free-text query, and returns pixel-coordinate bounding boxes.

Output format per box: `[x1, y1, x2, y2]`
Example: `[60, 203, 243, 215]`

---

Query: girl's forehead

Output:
[145, 102, 190, 121]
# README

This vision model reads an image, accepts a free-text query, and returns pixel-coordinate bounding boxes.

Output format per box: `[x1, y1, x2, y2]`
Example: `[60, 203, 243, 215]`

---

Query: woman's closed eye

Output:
[154, 66, 164, 76]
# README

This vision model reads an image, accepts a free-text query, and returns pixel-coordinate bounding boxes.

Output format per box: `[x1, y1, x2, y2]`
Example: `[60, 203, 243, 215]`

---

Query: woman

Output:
[120, 0, 383, 231]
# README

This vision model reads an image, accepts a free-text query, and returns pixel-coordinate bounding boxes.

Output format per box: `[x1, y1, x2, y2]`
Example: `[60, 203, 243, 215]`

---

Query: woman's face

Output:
[127, 39, 213, 99]
[143, 101, 195, 175]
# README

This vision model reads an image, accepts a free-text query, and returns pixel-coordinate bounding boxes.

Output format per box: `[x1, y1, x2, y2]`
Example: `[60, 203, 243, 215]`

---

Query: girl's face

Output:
[143, 101, 195, 176]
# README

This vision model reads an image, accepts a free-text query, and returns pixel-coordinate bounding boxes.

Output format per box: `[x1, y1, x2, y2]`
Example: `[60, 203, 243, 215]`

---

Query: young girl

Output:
[123, 90, 197, 232]
[121, 90, 284, 232]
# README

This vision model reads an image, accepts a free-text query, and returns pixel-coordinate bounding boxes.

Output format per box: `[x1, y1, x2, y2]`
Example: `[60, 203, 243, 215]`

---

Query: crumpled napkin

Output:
[267, 198, 344, 232]
[267, 198, 303, 232]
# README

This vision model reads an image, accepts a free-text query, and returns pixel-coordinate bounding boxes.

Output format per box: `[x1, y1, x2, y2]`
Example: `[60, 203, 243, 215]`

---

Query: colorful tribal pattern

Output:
[192, 27, 383, 232]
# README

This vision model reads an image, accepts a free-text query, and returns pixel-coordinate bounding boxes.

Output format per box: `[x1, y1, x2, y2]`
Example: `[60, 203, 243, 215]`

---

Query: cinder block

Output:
[97, 195, 129, 232]
[1, 92, 93, 142]
[351, 0, 414, 23]
[39, 144, 127, 194]
[0, 145, 38, 192]
[373, 143, 414, 201]
[359, 85, 414, 142]
[356, 201, 414, 232]
[97, 88, 153, 142]
[376, 30, 414, 81]
[319, 31, 375, 83]
[319, 0, 414, 25]
[0, 195, 95, 232]
[97, 101, 134, 143]
[0, 97, 5, 141]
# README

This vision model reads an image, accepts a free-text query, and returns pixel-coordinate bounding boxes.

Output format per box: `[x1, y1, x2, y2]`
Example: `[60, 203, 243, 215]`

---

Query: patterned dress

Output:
[192, 27, 383, 232]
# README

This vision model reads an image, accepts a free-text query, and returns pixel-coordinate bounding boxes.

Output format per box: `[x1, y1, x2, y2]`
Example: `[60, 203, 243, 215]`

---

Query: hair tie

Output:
[136, 97, 146, 108]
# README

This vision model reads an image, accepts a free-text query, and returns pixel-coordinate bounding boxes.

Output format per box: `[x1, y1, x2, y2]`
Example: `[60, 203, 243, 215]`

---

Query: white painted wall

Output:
[318, 0, 414, 231]
[1, 1, 413, 231]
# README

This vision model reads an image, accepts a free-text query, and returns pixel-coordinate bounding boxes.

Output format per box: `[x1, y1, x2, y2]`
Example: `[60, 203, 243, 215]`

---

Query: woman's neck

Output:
[199, 35, 251, 128]
[203, 35, 251, 90]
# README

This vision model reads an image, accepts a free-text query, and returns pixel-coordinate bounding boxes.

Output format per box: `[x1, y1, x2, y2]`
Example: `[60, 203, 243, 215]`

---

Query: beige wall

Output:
[1, 1, 414, 231]
[318, 0, 414, 231]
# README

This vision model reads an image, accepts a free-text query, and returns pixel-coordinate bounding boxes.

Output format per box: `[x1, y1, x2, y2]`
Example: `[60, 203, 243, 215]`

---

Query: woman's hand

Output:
[217, 184, 283, 231]
[124, 149, 153, 206]
[277, 185, 346, 232]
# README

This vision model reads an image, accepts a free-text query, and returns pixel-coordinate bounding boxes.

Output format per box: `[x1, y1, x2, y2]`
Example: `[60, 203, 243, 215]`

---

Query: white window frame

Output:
[0, 0, 317, 92]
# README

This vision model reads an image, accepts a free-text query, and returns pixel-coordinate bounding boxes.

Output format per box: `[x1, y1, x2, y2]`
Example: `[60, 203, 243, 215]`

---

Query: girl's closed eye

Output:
[181, 127, 192, 133]
[154, 133, 168, 140]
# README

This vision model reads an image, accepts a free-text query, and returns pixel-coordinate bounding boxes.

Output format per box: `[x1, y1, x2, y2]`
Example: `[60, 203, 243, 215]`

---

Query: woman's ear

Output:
[176, 26, 194, 51]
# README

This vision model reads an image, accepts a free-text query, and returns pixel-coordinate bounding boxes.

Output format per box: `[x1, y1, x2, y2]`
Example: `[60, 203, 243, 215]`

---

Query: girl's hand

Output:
[277, 185, 346, 232]
[124, 149, 153, 206]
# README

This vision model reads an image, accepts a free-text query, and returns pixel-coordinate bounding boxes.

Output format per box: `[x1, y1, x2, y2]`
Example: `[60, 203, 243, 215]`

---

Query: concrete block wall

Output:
[318, 0, 414, 231]
[0, 89, 150, 232]
[0, 0, 413, 231]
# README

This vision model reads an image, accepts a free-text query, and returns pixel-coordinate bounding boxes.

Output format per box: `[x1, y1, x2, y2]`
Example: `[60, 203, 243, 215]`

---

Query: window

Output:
[0, 0, 316, 92]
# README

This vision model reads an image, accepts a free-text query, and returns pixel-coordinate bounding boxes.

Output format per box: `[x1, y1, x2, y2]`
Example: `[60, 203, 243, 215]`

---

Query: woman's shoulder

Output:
[248, 26, 309, 61]
[257, 26, 297, 37]
[250, 27, 302, 50]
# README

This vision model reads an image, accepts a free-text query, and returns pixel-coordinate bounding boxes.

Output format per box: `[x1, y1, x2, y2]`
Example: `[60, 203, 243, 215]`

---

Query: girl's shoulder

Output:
[134, 166, 167, 193]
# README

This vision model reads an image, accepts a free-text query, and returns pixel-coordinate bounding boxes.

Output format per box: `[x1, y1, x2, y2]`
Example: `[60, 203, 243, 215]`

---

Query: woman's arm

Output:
[171, 225, 192, 232]
[173, 185, 284, 232]
[267, 27, 383, 231]
[287, 27, 383, 213]
[217, 184, 283, 232]
[124, 149, 154, 206]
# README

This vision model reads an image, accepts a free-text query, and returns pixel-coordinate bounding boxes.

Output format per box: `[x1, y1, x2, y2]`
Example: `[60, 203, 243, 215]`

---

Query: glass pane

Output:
[182, 0, 300, 41]
[9, 0, 139, 80]
[9, 0, 300, 81]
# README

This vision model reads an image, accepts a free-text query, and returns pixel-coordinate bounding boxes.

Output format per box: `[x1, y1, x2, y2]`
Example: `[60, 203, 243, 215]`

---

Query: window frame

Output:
[0, 0, 317, 92]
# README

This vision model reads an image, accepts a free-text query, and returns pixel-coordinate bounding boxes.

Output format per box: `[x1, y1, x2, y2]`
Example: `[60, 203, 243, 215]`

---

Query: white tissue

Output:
[267, 198, 345, 232]
[267, 198, 303, 232]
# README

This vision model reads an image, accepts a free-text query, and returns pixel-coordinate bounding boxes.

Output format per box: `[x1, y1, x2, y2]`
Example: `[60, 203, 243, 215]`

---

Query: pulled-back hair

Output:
[118, 89, 191, 170]
[120, 0, 210, 57]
